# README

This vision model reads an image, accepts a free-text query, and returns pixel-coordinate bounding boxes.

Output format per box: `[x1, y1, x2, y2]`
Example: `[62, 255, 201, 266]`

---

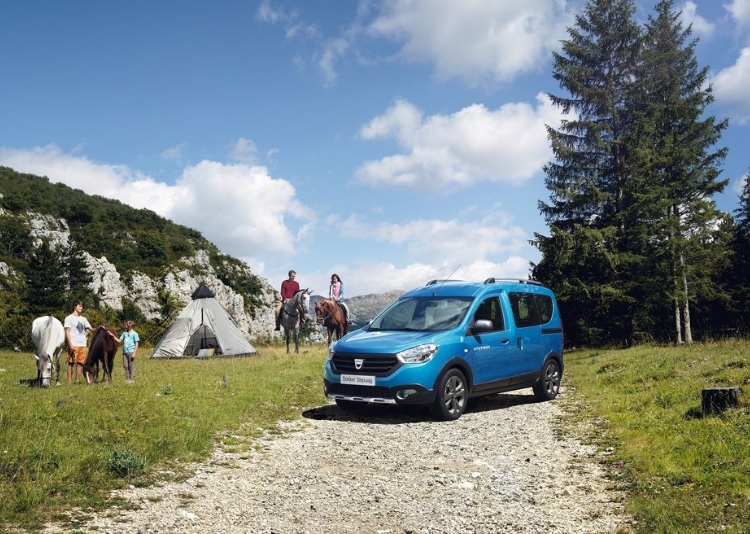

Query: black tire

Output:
[335, 399, 369, 414]
[430, 368, 468, 421]
[533, 359, 561, 401]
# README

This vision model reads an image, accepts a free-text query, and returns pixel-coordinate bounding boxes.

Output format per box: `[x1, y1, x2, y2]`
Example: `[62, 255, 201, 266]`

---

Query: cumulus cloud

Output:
[366, 0, 571, 84]
[338, 210, 528, 262]
[677, 1, 715, 39]
[0, 145, 314, 261]
[712, 47, 750, 122]
[258, 0, 570, 87]
[356, 94, 562, 191]
[725, 0, 750, 29]
[305, 255, 533, 298]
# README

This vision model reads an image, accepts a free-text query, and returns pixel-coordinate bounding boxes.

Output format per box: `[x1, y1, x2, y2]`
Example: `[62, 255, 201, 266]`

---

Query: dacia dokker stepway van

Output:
[323, 278, 564, 420]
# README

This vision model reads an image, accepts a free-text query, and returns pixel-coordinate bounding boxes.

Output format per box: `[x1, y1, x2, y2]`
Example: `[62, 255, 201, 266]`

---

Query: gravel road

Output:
[43, 388, 633, 534]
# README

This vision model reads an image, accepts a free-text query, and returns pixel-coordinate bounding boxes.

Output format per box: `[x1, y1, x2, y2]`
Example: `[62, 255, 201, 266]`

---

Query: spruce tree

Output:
[534, 0, 642, 346]
[628, 0, 728, 343]
[25, 241, 68, 316]
[731, 170, 750, 329]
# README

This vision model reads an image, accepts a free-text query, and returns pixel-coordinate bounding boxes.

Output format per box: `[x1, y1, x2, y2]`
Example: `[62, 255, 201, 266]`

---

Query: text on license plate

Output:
[341, 374, 375, 386]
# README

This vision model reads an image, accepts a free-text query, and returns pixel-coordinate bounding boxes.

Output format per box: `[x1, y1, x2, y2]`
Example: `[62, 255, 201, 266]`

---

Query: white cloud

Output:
[366, 0, 571, 84]
[356, 93, 562, 190]
[339, 210, 529, 262]
[304, 254, 533, 300]
[0, 144, 138, 195]
[0, 145, 314, 260]
[679, 1, 715, 38]
[725, 0, 750, 29]
[712, 47, 750, 122]
[159, 143, 187, 163]
[229, 137, 259, 164]
[258, 0, 570, 87]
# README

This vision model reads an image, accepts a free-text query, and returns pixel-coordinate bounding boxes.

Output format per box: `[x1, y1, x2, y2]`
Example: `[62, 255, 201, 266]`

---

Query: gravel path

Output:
[44, 388, 633, 533]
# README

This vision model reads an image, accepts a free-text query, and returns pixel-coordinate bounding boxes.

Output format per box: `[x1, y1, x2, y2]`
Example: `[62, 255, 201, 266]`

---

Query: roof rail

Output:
[425, 279, 463, 286]
[483, 277, 542, 286]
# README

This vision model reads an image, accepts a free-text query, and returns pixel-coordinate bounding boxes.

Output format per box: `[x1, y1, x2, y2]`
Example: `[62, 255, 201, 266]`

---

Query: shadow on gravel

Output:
[302, 392, 540, 424]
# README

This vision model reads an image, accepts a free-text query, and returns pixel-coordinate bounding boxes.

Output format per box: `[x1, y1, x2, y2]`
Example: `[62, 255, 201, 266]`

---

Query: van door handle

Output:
[517, 337, 522, 350]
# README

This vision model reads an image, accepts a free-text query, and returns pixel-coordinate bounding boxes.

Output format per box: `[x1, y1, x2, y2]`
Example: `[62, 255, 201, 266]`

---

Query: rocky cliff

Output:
[22, 210, 278, 339]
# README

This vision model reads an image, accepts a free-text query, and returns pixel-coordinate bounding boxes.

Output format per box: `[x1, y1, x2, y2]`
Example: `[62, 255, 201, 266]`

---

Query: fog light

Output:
[397, 389, 417, 400]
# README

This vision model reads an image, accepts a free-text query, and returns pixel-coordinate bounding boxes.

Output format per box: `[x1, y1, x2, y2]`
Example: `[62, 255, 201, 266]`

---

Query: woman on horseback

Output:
[329, 274, 352, 324]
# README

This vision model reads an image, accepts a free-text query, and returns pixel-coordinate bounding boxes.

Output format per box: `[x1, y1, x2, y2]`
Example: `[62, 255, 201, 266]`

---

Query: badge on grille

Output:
[355, 358, 364, 370]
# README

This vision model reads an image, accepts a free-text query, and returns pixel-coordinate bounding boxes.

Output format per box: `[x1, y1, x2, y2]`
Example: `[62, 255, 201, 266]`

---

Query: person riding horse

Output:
[275, 270, 300, 331]
[329, 273, 352, 325]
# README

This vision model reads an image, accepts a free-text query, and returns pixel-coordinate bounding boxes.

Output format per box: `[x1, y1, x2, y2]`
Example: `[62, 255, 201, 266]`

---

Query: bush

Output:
[107, 448, 148, 478]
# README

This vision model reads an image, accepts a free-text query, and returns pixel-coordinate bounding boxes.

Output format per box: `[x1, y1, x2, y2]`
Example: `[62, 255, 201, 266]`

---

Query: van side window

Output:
[509, 292, 541, 327]
[535, 295, 553, 324]
[474, 297, 505, 331]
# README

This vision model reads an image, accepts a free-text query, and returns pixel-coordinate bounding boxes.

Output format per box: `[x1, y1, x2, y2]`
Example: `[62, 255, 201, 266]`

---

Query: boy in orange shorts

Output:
[64, 300, 93, 385]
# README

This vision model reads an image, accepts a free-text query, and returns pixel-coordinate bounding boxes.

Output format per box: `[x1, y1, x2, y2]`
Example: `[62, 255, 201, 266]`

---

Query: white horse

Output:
[31, 316, 66, 387]
[281, 289, 312, 354]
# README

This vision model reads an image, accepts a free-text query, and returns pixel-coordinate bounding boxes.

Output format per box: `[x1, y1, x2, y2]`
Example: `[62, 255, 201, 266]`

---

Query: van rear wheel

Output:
[430, 368, 468, 421]
[533, 359, 561, 401]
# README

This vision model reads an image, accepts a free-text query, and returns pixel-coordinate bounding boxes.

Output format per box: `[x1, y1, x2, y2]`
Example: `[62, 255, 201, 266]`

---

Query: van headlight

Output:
[327, 342, 337, 360]
[397, 344, 438, 364]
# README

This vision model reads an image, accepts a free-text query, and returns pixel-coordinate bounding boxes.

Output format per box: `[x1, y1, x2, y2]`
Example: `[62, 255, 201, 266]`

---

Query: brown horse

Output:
[315, 299, 348, 346]
[83, 327, 119, 384]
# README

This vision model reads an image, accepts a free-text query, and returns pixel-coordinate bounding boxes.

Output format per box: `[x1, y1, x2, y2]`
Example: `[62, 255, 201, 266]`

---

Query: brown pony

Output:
[315, 299, 348, 346]
[84, 327, 119, 384]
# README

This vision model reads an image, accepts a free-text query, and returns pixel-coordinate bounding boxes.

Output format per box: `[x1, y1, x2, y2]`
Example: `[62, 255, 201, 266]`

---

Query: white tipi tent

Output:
[152, 283, 257, 358]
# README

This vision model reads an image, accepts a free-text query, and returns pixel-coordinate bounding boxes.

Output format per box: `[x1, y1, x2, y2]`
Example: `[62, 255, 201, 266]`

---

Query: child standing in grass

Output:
[117, 320, 140, 383]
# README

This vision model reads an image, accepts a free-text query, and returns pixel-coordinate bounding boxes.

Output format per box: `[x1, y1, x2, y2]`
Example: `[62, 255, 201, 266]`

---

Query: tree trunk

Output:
[702, 387, 741, 415]
[680, 253, 692, 344]
[674, 297, 682, 344]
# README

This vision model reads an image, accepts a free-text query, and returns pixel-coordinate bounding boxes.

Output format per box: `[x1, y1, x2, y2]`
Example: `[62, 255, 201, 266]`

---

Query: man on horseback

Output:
[275, 270, 300, 331]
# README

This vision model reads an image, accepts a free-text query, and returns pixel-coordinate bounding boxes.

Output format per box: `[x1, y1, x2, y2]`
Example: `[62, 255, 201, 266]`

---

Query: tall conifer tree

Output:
[534, 0, 642, 346]
[628, 0, 728, 343]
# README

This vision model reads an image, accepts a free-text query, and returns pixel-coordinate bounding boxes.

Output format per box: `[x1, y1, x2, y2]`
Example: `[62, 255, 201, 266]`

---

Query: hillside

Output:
[0, 167, 276, 348]
[0, 167, 402, 350]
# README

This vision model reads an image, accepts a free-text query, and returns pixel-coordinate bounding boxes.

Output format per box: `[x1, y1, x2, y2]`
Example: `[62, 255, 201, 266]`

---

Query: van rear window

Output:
[509, 293, 554, 327]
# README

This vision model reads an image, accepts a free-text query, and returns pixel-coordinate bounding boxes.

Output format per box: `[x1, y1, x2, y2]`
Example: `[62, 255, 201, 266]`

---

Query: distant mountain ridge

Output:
[311, 290, 405, 329]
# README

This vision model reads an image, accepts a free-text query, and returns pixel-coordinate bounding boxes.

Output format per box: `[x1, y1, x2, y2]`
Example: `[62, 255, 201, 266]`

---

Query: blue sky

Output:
[1, 1, 749, 298]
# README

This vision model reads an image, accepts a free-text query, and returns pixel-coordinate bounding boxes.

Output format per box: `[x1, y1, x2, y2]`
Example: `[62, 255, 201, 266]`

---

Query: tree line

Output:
[531, 0, 749, 347]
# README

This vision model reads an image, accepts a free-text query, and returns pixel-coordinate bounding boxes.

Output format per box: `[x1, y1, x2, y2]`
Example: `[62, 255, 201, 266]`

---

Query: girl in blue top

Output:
[117, 320, 140, 383]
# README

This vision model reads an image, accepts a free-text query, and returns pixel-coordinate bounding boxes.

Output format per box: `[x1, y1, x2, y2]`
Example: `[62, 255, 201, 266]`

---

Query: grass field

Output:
[0, 344, 329, 531]
[1, 340, 749, 532]
[563, 339, 750, 533]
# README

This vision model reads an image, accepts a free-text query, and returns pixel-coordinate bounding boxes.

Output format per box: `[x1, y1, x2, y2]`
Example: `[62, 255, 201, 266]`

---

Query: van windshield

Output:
[368, 297, 473, 332]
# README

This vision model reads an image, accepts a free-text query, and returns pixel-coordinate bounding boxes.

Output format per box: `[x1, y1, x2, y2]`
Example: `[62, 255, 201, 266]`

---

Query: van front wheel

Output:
[533, 359, 561, 401]
[430, 368, 468, 421]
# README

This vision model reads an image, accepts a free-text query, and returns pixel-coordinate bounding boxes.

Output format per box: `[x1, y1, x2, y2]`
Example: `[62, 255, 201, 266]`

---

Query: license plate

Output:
[341, 374, 375, 386]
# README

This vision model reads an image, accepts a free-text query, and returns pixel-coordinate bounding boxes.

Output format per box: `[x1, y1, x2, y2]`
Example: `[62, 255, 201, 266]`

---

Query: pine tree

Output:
[25, 241, 68, 316]
[534, 0, 642, 346]
[731, 169, 750, 328]
[65, 239, 94, 302]
[628, 0, 728, 343]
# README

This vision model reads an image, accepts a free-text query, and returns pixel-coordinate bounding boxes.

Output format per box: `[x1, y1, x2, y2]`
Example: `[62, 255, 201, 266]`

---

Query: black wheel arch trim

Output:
[432, 356, 474, 393]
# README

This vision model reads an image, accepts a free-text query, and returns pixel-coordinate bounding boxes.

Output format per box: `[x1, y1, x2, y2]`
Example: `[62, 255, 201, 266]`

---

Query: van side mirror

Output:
[470, 319, 494, 333]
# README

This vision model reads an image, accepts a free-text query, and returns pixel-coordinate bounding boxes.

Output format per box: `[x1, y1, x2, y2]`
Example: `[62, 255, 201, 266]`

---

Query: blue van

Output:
[323, 278, 564, 420]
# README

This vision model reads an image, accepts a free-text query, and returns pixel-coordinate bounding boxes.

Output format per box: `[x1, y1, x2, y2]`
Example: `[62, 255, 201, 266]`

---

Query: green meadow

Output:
[1, 340, 749, 532]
